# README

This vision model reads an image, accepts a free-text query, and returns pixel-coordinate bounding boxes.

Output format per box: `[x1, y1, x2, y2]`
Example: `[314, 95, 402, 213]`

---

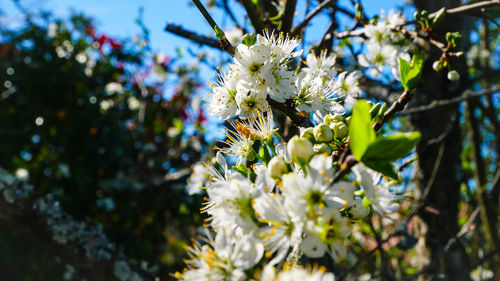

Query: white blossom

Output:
[352, 164, 400, 214]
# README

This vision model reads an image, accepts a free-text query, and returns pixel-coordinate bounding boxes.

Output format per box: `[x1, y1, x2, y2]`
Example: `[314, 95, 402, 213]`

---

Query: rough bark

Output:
[410, 1, 472, 280]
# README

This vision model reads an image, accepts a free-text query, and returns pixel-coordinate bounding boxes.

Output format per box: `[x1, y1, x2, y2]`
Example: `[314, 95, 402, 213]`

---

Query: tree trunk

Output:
[410, 1, 472, 280]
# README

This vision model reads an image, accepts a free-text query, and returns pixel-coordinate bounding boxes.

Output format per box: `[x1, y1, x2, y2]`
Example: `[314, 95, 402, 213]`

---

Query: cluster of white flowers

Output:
[358, 10, 411, 79]
[179, 110, 401, 280]
[208, 31, 362, 122]
[180, 30, 408, 280]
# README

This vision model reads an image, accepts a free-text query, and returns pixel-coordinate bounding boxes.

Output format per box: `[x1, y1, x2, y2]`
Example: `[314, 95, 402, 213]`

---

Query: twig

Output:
[240, 0, 264, 33]
[221, 0, 247, 32]
[398, 86, 500, 115]
[373, 89, 413, 131]
[301, 0, 311, 50]
[469, 247, 500, 270]
[267, 97, 311, 127]
[281, 0, 298, 33]
[334, 89, 415, 182]
[310, 21, 336, 53]
[336, 6, 357, 19]
[334, 0, 500, 39]
[444, 207, 480, 252]
[482, 11, 500, 27]
[192, 0, 217, 30]
[428, 0, 500, 18]
[291, 0, 335, 36]
[12, 0, 34, 25]
[333, 28, 365, 39]
[191, 0, 235, 56]
[165, 23, 223, 50]
[339, 143, 446, 281]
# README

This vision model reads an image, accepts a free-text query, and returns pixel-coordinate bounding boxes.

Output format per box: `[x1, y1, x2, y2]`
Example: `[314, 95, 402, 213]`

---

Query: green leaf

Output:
[399, 50, 425, 90]
[362, 197, 371, 208]
[369, 102, 382, 119]
[399, 58, 411, 90]
[446, 32, 462, 48]
[213, 25, 225, 40]
[362, 132, 421, 162]
[363, 160, 399, 180]
[432, 7, 446, 27]
[349, 101, 376, 160]
[258, 145, 271, 165]
[269, 11, 284, 24]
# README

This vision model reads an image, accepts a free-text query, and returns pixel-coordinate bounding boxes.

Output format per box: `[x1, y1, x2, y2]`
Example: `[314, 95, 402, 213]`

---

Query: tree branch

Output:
[334, 0, 500, 39]
[267, 97, 311, 127]
[240, 0, 264, 33]
[429, 0, 500, 18]
[398, 86, 500, 115]
[334, 88, 416, 181]
[281, 0, 298, 33]
[191, 0, 236, 56]
[165, 23, 223, 51]
[336, 86, 499, 181]
[291, 0, 335, 36]
[373, 89, 413, 131]
[221, 0, 247, 32]
[0, 169, 155, 281]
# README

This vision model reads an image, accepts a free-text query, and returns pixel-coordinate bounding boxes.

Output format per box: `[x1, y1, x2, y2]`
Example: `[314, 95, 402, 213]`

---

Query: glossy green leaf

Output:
[213, 25, 225, 40]
[363, 160, 399, 180]
[399, 50, 425, 90]
[399, 58, 411, 90]
[349, 101, 376, 160]
[446, 32, 462, 48]
[362, 132, 421, 162]
[432, 7, 446, 26]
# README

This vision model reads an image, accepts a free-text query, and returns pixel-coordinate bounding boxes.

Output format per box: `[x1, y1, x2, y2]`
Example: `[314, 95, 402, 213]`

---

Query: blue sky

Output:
[1, 0, 411, 141]
[2, 0, 409, 57]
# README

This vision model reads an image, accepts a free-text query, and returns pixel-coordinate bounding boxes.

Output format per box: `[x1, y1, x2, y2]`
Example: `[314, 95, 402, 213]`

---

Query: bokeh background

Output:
[1, 0, 499, 280]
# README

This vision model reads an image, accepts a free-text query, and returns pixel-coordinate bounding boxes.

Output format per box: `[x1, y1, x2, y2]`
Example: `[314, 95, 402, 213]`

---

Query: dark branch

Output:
[240, 0, 264, 33]
[222, 0, 246, 32]
[291, 0, 335, 36]
[334, 89, 416, 182]
[398, 86, 500, 115]
[373, 89, 413, 131]
[335, 0, 500, 39]
[281, 0, 298, 33]
[429, 0, 500, 18]
[191, 0, 236, 56]
[165, 23, 223, 50]
[267, 97, 311, 127]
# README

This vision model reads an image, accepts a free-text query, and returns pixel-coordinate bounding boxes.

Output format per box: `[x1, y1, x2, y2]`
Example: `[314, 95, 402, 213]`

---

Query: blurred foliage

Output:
[0, 11, 208, 278]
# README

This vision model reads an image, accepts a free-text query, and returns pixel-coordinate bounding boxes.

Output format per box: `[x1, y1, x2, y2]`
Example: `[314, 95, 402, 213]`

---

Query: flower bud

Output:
[268, 156, 288, 178]
[241, 33, 256, 47]
[323, 114, 344, 125]
[300, 127, 316, 143]
[313, 143, 332, 155]
[447, 70, 460, 81]
[330, 122, 348, 139]
[314, 124, 334, 143]
[369, 103, 382, 119]
[413, 11, 421, 21]
[432, 7, 446, 27]
[351, 199, 370, 219]
[287, 136, 314, 165]
[432, 60, 442, 71]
